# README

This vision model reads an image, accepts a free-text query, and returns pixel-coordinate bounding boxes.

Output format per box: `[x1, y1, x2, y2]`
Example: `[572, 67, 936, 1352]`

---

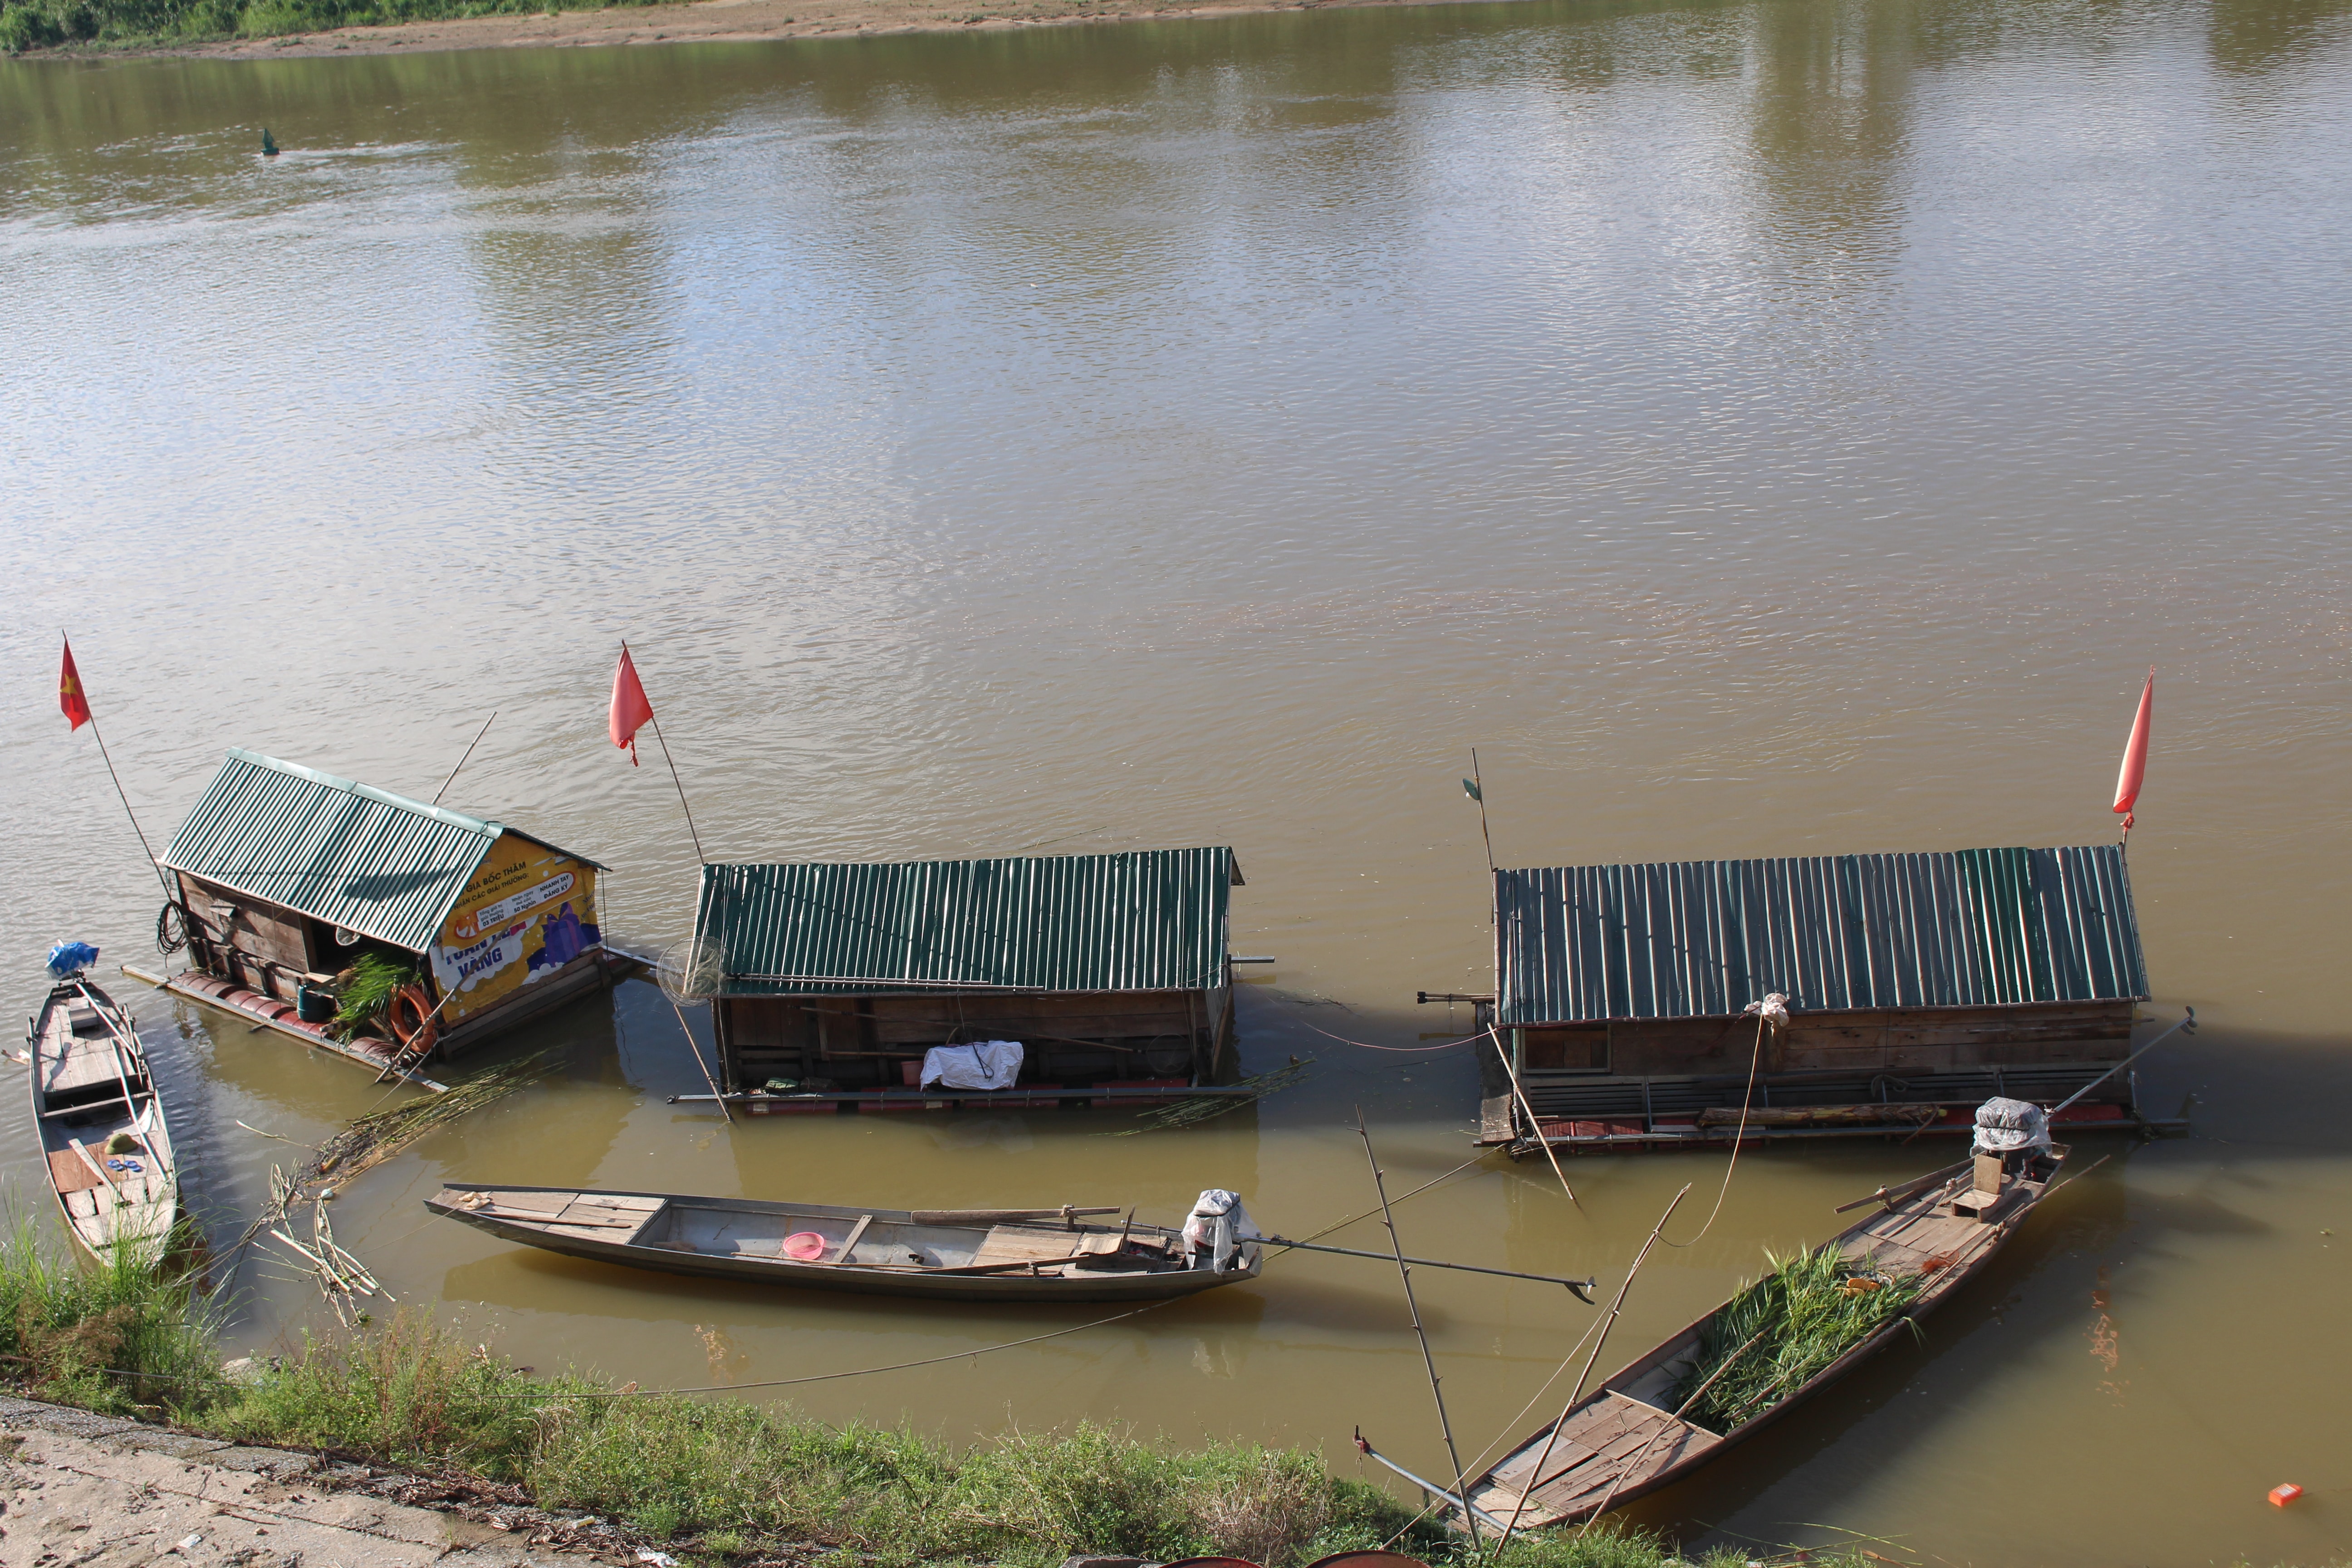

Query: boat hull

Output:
[427, 1184, 1259, 1303]
[1464, 1146, 2071, 1529]
[28, 978, 179, 1264]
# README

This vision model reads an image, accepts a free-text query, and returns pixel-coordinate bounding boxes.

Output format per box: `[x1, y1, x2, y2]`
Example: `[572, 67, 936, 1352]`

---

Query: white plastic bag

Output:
[919, 1040, 1026, 1091]
[1181, 1189, 1262, 1271]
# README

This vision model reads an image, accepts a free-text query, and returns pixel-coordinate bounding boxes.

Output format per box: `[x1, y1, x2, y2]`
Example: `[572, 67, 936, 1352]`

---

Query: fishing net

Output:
[655, 937, 723, 1004]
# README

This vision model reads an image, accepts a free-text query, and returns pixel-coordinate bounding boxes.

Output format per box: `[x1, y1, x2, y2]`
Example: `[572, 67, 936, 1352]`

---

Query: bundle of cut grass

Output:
[1674, 1244, 1927, 1434]
[1121, 1057, 1314, 1133]
[231, 1053, 556, 1261]
[330, 954, 415, 1040]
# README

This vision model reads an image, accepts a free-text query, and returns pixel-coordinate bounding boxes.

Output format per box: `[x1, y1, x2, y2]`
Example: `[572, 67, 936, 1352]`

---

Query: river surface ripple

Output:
[4, 1, 2350, 1560]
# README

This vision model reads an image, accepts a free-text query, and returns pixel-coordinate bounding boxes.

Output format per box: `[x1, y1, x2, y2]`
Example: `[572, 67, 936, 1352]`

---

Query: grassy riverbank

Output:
[0, 1223, 1769, 1568]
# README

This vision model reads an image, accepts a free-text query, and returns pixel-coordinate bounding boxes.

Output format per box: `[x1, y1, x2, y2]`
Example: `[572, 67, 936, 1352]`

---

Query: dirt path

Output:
[0, 1396, 653, 1568]
[117, 0, 1473, 61]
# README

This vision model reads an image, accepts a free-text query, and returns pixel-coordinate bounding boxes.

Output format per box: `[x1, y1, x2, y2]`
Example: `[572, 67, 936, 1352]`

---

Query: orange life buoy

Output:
[387, 984, 438, 1055]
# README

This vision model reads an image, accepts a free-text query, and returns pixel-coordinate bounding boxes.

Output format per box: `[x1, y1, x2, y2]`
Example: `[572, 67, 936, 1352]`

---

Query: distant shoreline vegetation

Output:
[0, 0, 661, 54]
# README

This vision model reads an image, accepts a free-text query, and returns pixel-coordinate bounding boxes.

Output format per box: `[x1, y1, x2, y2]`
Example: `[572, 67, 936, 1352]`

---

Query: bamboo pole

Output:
[1357, 1109, 1480, 1543]
[1490, 1183, 1689, 1557]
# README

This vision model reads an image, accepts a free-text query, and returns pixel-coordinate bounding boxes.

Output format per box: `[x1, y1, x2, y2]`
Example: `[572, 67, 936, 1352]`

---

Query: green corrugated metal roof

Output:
[159, 750, 599, 954]
[1497, 843, 2149, 1024]
[695, 848, 1236, 995]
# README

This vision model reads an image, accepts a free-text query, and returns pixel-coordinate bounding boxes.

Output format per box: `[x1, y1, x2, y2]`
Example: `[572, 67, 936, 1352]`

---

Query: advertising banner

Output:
[431, 835, 600, 1027]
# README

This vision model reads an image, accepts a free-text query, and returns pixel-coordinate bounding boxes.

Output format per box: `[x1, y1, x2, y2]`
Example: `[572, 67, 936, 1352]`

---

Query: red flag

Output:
[59, 638, 92, 732]
[2112, 668, 2153, 824]
[609, 646, 655, 766]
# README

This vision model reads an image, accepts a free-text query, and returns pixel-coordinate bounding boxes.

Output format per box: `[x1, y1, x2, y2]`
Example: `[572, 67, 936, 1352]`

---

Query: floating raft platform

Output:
[670, 1079, 1251, 1115]
[1512, 1098, 2181, 1151]
[127, 965, 449, 1092]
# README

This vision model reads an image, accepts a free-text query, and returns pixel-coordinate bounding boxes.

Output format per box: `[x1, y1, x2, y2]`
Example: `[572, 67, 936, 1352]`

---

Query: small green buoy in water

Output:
[261, 128, 279, 157]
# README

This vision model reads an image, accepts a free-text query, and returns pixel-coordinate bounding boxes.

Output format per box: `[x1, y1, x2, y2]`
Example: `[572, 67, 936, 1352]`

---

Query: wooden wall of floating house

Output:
[715, 989, 1209, 1093]
[1515, 998, 2137, 1082]
[175, 872, 315, 1002]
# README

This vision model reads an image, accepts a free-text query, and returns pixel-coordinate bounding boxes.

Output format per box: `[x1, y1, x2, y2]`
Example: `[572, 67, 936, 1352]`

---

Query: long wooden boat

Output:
[27, 977, 179, 1262]
[426, 1183, 1264, 1302]
[1459, 1142, 2071, 1530]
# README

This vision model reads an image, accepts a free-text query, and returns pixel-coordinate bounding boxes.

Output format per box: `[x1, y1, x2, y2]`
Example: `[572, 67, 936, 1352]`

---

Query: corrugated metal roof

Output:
[160, 750, 598, 954]
[1497, 845, 2148, 1024]
[695, 848, 1236, 995]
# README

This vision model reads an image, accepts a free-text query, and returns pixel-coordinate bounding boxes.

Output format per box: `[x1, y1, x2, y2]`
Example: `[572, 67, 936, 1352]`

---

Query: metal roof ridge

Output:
[221, 748, 503, 841]
[704, 845, 1235, 872]
[1496, 843, 2098, 876]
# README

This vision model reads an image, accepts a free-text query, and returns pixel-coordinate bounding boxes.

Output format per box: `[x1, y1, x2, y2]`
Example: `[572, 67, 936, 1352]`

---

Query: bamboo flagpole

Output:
[607, 642, 729, 1121]
[58, 636, 175, 905]
[610, 642, 707, 864]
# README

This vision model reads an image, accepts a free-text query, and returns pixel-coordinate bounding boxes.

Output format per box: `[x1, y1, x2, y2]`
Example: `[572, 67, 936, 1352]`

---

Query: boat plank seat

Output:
[39, 1048, 123, 1098]
[49, 1150, 105, 1196]
[971, 1225, 1085, 1268]
[551, 1196, 662, 1235]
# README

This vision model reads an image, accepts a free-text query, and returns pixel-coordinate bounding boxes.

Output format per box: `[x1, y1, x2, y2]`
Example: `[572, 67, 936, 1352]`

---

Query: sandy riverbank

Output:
[102, 0, 1484, 61]
[0, 1395, 638, 1568]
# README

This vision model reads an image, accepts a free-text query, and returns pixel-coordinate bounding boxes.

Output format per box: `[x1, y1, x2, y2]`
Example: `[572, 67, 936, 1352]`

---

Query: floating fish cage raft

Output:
[154, 749, 616, 1078]
[689, 848, 1246, 1114]
[1473, 844, 2169, 1152]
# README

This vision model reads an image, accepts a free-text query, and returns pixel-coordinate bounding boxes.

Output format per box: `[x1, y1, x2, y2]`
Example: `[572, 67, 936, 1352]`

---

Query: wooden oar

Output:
[457, 1200, 644, 1229]
[908, 1206, 1121, 1225]
[1261, 1235, 1597, 1300]
[1833, 1157, 1973, 1214]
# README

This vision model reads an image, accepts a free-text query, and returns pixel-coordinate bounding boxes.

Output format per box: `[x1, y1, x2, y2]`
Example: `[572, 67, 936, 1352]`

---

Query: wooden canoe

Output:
[425, 1184, 1264, 1302]
[1462, 1143, 2072, 1531]
[27, 977, 179, 1263]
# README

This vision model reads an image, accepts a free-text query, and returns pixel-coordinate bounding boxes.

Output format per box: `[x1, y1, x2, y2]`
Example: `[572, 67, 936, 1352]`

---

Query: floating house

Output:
[157, 749, 611, 1079]
[691, 848, 1242, 1112]
[1476, 844, 2157, 1150]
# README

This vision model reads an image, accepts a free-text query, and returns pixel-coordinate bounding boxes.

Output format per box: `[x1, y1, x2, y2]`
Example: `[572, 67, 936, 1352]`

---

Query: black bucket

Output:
[296, 985, 338, 1024]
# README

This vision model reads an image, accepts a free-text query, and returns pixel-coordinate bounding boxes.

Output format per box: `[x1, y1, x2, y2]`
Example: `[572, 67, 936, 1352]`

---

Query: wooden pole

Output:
[1490, 1025, 1578, 1209]
[431, 711, 498, 806]
[1490, 1183, 1689, 1558]
[1358, 1109, 1479, 1542]
[668, 989, 733, 1124]
[1469, 749, 1495, 881]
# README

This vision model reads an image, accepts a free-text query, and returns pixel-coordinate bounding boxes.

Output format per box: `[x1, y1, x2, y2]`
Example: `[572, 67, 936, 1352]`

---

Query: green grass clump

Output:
[329, 953, 415, 1041]
[211, 1307, 577, 1475]
[0, 1218, 223, 1419]
[0, 1209, 1809, 1568]
[1675, 1245, 1926, 1435]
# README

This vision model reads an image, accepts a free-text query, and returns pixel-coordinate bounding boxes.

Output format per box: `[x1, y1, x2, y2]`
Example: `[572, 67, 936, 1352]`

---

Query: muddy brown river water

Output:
[4, 0, 2350, 1559]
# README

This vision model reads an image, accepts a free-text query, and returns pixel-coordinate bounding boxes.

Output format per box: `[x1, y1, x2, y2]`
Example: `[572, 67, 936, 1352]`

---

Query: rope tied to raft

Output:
[1659, 992, 1785, 1250]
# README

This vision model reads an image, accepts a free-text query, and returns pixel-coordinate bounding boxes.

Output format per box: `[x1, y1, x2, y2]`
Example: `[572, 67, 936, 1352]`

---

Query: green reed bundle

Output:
[1674, 1244, 1927, 1434]
[1122, 1057, 1314, 1134]
[330, 954, 415, 1040]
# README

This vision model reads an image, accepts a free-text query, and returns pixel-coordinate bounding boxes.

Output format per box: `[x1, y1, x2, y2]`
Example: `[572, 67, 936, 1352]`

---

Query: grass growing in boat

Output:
[0, 1215, 223, 1419]
[329, 954, 414, 1041]
[1674, 1245, 1927, 1435]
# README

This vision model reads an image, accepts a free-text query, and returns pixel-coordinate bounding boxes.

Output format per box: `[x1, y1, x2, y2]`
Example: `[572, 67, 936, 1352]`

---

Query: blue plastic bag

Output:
[46, 941, 100, 979]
